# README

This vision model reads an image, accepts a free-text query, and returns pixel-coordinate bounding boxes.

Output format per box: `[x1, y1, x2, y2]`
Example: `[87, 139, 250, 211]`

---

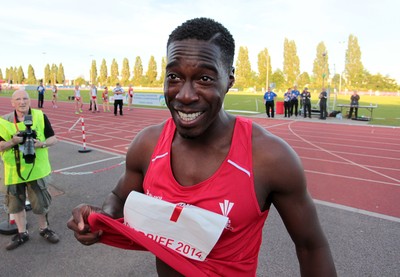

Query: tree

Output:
[44, 64, 51, 85]
[234, 46, 253, 89]
[74, 77, 86, 86]
[0, 69, 3, 80]
[109, 58, 119, 85]
[257, 48, 272, 90]
[99, 59, 108, 86]
[132, 56, 143, 86]
[50, 64, 58, 84]
[16, 66, 25, 84]
[57, 63, 65, 84]
[297, 72, 311, 90]
[312, 42, 329, 89]
[283, 38, 300, 88]
[146, 56, 158, 86]
[25, 65, 37, 84]
[159, 57, 166, 86]
[90, 60, 97, 85]
[345, 34, 364, 90]
[270, 69, 286, 91]
[120, 58, 130, 86]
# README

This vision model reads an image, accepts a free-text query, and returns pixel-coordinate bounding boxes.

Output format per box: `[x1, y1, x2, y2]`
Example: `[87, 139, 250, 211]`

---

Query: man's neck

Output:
[15, 110, 28, 122]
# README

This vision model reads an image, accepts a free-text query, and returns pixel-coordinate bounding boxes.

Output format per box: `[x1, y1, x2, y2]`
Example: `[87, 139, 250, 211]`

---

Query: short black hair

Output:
[167, 18, 235, 70]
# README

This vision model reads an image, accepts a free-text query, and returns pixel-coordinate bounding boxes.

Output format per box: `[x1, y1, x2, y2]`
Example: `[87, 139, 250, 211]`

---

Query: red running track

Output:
[1, 98, 399, 218]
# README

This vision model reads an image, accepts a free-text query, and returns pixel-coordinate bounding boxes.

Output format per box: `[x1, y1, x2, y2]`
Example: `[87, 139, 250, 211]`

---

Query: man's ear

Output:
[227, 66, 235, 90]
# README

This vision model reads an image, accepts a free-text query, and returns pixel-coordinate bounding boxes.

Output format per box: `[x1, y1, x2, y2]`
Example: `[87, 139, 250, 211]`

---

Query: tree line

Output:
[1, 34, 398, 92]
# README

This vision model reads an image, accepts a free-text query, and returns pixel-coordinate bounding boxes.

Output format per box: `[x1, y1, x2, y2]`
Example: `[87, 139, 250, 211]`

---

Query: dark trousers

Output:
[284, 101, 291, 117]
[290, 99, 298, 116]
[348, 106, 358, 119]
[265, 101, 275, 118]
[38, 94, 44, 108]
[89, 102, 97, 111]
[303, 101, 311, 118]
[319, 100, 327, 119]
[114, 99, 123, 115]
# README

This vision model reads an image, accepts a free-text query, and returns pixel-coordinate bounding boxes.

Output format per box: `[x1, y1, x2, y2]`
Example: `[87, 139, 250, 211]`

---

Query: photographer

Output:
[0, 89, 59, 250]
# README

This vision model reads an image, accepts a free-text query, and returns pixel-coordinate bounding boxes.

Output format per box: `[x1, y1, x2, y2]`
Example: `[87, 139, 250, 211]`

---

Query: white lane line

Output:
[314, 199, 400, 223]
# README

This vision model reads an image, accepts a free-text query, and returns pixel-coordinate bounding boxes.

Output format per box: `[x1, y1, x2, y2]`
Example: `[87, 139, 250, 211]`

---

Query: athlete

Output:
[74, 85, 83, 114]
[67, 18, 336, 276]
[127, 84, 134, 110]
[51, 84, 58, 108]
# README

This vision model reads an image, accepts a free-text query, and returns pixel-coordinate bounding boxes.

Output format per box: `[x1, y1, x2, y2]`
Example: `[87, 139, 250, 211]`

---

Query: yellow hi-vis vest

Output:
[0, 109, 51, 185]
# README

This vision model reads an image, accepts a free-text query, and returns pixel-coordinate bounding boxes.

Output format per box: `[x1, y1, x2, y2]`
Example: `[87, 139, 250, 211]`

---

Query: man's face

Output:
[164, 39, 234, 139]
[12, 91, 30, 114]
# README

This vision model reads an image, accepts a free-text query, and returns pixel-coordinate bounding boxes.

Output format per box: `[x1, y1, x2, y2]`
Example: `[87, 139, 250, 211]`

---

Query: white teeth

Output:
[178, 111, 202, 122]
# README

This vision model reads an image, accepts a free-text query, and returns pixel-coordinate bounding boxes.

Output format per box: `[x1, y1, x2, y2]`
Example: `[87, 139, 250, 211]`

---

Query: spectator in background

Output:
[348, 90, 360, 119]
[263, 87, 277, 118]
[102, 86, 110, 112]
[301, 87, 312, 118]
[113, 83, 124, 116]
[283, 87, 292, 118]
[37, 81, 45, 108]
[319, 88, 328, 120]
[128, 84, 134, 110]
[290, 85, 300, 116]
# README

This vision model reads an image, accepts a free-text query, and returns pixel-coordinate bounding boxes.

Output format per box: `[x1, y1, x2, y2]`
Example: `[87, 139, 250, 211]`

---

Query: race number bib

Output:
[123, 191, 228, 261]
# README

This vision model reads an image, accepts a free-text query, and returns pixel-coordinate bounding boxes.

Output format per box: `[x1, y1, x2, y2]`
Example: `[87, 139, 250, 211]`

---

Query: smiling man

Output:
[67, 18, 336, 276]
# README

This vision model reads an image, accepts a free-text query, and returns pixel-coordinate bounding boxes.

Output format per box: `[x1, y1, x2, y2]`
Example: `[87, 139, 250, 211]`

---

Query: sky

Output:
[1, 0, 399, 84]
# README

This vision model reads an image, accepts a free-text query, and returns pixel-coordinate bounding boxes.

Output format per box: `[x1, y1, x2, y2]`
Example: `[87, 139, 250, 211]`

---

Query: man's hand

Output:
[67, 204, 104, 246]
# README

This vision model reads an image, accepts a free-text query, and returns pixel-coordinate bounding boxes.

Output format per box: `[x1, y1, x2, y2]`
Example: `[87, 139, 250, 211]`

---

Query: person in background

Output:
[37, 81, 45, 108]
[112, 83, 124, 116]
[283, 87, 292, 118]
[301, 87, 312, 118]
[51, 84, 58, 108]
[128, 84, 134, 110]
[0, 90, 59, 250]
[263, 87, 277, 118]
[90, 85, 99, 113]
[290, 85, 300, 117]
[74, 85, 83, 115]
[348, 90, 360, 119]
[102, 86, 110, 112]
[67, 17, 336, 276]
[319, 88, 328, 120]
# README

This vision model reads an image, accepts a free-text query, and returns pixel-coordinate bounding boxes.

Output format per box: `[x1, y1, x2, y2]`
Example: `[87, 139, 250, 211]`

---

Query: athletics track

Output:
[2, 97, 397, 219]
[0, 97, 399, 276]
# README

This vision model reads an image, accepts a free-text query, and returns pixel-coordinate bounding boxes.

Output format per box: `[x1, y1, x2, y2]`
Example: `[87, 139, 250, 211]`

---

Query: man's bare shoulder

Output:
[125, 121, 167, 163]
[251, 122, 305, 194]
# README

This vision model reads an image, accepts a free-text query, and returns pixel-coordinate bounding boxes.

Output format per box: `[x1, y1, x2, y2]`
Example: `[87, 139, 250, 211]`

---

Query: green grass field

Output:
[2, 88, 399, 126]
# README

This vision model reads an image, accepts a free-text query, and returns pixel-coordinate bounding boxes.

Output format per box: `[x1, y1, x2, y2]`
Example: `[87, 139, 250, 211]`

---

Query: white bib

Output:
[123, 191, 228, 261]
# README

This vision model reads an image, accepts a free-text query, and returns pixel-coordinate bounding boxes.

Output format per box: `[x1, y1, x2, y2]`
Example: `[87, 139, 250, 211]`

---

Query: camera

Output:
[17, 114, 37, 164]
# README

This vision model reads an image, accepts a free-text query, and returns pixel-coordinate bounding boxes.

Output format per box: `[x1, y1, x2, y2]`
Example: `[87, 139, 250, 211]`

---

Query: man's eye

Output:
[167, 73, 179, 80]
[200, 76, 213, 82]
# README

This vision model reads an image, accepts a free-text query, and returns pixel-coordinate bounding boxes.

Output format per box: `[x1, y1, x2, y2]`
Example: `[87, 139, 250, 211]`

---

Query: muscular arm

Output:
[102, 123, 163, 218]
[252, 125, 336, 276]
[67, 123, 164, 243]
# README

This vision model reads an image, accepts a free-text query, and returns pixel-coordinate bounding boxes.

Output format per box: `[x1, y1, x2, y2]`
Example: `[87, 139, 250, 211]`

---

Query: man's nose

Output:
[175, 81, 199, 103]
